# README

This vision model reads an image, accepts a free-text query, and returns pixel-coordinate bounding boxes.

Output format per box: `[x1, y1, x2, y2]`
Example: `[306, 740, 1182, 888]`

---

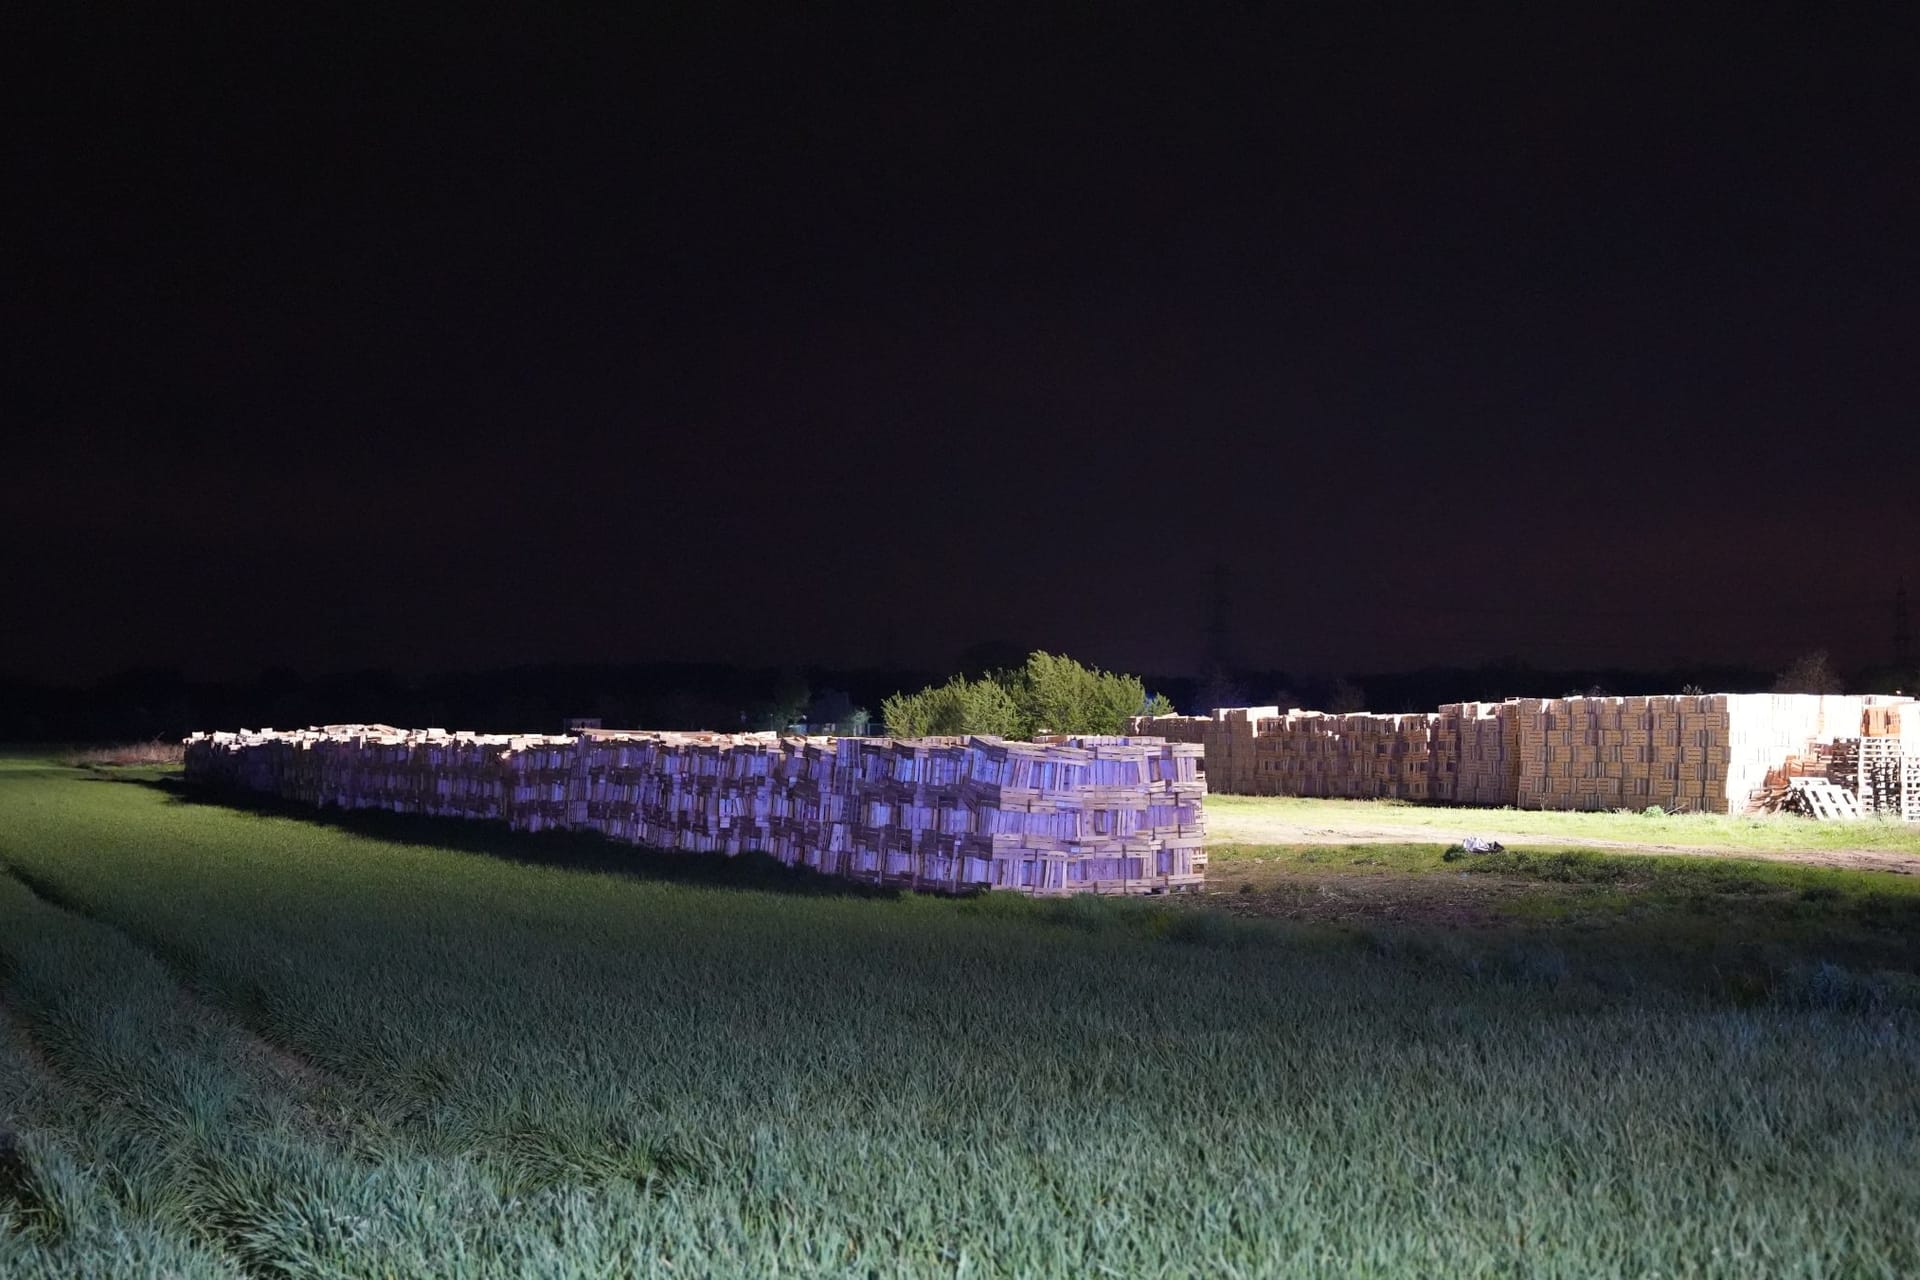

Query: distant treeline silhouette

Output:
[10, 656, 1872, 745]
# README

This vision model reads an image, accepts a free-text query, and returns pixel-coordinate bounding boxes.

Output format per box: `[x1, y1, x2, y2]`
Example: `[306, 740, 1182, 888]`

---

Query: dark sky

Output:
[7, 4, 1917, 683]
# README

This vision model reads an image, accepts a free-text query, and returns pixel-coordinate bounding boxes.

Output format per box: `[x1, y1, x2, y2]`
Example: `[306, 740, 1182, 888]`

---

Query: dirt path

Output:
[1204, 809, 1920, 875]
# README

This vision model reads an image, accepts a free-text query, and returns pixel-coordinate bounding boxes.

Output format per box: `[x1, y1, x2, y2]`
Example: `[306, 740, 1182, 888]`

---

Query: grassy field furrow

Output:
[2, 760, 1918, 1275]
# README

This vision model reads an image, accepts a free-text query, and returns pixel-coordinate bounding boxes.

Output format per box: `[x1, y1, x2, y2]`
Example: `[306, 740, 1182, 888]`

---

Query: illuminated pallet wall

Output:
[183, 727, 1207, 896]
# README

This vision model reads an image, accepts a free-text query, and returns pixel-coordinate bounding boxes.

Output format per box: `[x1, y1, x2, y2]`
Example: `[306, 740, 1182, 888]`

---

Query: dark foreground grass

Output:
[2, 758, 1918, 1276]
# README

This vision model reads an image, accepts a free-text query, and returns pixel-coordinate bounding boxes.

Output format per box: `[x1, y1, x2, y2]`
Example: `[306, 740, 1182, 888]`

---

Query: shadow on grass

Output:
[129, 776, 908, 903]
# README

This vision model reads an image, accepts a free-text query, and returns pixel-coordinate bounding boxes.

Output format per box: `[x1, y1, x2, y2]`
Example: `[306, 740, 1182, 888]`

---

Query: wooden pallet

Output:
[1853, 736, 1919, 822]
[1788, 779, 1862, 820]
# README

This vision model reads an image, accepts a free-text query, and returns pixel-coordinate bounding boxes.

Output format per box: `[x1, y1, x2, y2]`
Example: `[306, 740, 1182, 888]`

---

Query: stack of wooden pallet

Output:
[1511, 694, 1752, 812]
[183, 728, 1207, 896]
[1752, 739, 1842, 813]
[1138, 694, 1918, 817]
[1126, 710, 1268, 794]
[1127, 709, 1434, 800]
[1246, 712, 1437, 800]
[1432, 703, 1517, 806]
[1853, 702, 1919, 821]
[1724, 694, 1870, 814]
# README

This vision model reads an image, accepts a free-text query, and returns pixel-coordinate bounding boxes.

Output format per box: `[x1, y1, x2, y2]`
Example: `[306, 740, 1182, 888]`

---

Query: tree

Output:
[881, 652, 1164, 738]
[1009, 650, 1147, 736]
[1326, 678, 1367, 714]
[881, 674, 1020, 737]
[1143, 692, 1176, 718]
[1772, 650, 1844, 694]
[1194, 663, 1247, 715]
[754, 669, 812, 731]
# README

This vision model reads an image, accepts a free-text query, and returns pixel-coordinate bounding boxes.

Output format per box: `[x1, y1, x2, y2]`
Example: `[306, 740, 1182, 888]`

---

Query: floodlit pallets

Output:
[182, 728, 1208, 896]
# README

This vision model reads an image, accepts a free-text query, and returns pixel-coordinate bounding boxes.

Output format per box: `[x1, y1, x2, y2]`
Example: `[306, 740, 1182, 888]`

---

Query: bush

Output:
[880, 674, 1021, 737]
[1009, 651, 1150, 736]
[61, 741, 186, 768]
[882, 652, 1170, 738]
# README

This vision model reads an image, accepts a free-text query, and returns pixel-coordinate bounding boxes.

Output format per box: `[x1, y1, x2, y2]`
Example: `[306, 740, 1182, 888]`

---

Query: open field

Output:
[4, 756, 1920, 1276]
[1206, 794, 1920, 871]
[58, 740, 187, 769]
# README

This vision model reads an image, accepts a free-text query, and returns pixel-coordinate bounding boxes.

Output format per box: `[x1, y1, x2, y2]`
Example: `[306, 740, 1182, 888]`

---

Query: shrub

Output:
[880, 674, 1021, 737]
[61, 741, 186, 768]
[882, 652, 1169, 738]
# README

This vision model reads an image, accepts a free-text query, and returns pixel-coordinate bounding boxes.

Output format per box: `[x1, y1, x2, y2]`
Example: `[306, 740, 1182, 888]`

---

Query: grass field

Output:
[4, 756, 1920, 1276]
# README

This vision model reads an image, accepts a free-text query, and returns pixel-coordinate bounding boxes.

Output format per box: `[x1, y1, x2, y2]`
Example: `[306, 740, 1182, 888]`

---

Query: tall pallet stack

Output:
[1433, 702, 1517, 806]
[1836, 701, 1919, 822]
[1208, 707, 1274, 794]
[1512, 695, 1725, 812]
[1246, 712, 1436, 800]
[183, 728, 1207, 896]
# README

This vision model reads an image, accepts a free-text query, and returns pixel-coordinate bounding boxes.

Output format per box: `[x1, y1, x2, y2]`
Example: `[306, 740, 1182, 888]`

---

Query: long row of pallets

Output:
[182, 726, 1208, 895]
[1134, 693, 1917, 815]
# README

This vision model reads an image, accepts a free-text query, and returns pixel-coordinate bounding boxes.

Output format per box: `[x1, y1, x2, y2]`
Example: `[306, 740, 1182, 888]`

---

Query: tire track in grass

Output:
[0, 845, 716, 1209]
[0, 862, 681, 1277]
[0, 859, 344, 1106]
[0, 998, 250, 1279]
[0, 866, 375, 1277]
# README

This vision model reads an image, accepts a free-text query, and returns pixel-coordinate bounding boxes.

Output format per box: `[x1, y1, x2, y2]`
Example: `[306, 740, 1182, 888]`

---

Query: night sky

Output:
[8, 5, 1916, 685]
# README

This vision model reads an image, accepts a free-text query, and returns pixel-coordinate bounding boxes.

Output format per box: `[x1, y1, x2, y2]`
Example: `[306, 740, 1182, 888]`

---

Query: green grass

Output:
[1212, 838, 1920, 898]
[2, 761, 1919, 1275]
[1206, 793, 1920, 853]
[1208, 841, 1920, 976]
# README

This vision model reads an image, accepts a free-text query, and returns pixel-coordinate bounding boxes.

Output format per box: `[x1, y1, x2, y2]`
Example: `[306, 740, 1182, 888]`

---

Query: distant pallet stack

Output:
[183, 727, 1208, 896]
[1132, 709, 1434, 801]
[1248, 711, 1436, 800]
[1135, 692, 1917, 817]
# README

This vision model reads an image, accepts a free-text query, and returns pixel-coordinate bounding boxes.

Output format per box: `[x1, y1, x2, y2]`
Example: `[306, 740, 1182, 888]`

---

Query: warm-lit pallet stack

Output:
[1432, 702, 1517, 806]
[183, 728, 1207, 896]
[1245, 712, 1436, 800]
[1512, 695, 1722, 811]
[1129, 709, 1433, 799]
[1136, 694, 1917, 816]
